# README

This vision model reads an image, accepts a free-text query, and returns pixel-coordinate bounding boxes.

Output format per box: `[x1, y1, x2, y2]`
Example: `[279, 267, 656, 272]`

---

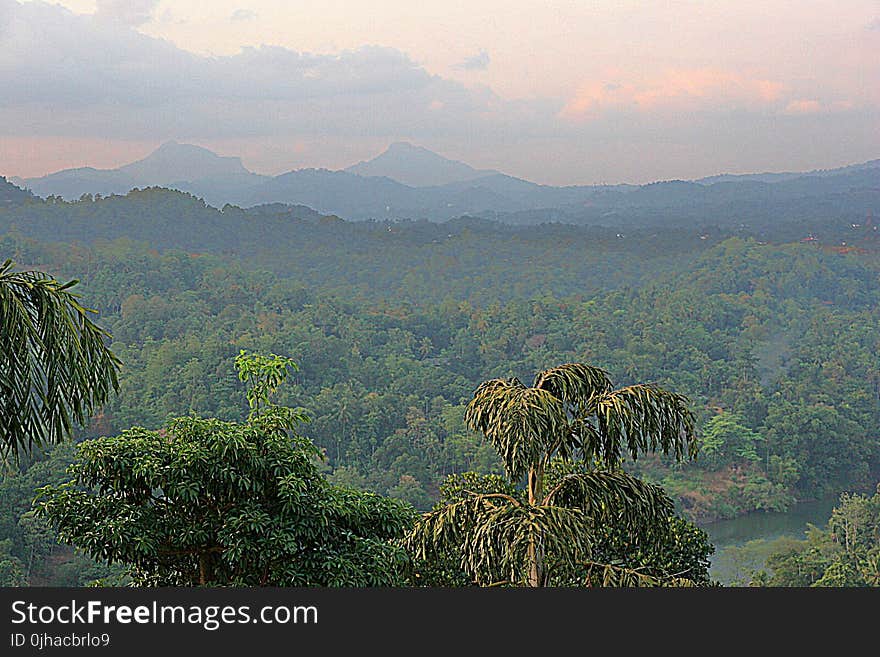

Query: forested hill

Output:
[3, 225, 878, 520]
[697, 159, 880, 184]
[0, 190, 709, 306]
[12, 145, 879, 224]
[1, 170, 878, 585]
[0, 185, 880, 298]
[2, 209, 880, 586]
[1, 176, 35, 206]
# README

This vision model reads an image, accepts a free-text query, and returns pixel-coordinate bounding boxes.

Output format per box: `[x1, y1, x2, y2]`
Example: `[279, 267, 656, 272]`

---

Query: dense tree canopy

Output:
[1, 184, 878, 585]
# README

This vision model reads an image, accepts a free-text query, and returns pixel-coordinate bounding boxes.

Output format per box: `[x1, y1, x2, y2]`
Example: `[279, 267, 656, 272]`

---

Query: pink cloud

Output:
[783, 99, 822, 115]
[560, 68, 785, 121]
[781, 99, 857, 116]
[558, 82, 628, 119]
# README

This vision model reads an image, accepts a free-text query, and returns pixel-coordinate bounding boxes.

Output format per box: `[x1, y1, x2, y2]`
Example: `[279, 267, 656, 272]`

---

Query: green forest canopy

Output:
[0, 185, 878, 585]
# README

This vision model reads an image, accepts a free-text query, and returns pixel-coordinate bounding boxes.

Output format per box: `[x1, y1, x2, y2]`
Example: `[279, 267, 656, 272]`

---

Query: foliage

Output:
[0, 539, 27, 586]
[699, 411, 764, 468]
[0, 443, 118, 585]
[409, 469, 714, 587]
[34, 355, 415, 586]
[2, 194, 879, 584]
[0, 259, 120, 459]
[406, 363, 705, 586]
[751, 484, 880, 586]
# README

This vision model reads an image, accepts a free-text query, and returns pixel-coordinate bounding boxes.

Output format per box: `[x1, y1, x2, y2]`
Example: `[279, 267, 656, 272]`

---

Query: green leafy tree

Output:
[406, 363, 698, 587]
[752, 485, 880, 587]
[699, 410, 764, 468]
[0, 539, 27, 585]
[1, 259, 120, 459]
[34, 353, 415, 586]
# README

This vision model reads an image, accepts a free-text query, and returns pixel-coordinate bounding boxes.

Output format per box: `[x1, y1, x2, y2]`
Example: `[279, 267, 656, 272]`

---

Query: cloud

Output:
[783, 99, 822, 115]
[0, 1, 506, 141]
[455, 50, 490, 71]
[94, 0, 158, 26]
[230, 8, 258, 22]
[782, 99, 855, 115]
[0, 2, 433, 107]
[560, 68, 785, 121]
[0, 1, 876, 184]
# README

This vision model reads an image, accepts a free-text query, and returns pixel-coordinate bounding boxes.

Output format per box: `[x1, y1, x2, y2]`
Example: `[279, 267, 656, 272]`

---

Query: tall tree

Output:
[35, 353, 415, 586]
[407, 363, 698, 586]
[0, 259, 120, 459]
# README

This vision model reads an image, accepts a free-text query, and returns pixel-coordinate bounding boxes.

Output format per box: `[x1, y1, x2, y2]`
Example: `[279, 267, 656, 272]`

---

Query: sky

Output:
[1, 0, 878, 184]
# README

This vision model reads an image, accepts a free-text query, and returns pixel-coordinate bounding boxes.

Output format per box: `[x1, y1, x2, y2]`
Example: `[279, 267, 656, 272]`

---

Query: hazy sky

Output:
[1, 0, 878, 184]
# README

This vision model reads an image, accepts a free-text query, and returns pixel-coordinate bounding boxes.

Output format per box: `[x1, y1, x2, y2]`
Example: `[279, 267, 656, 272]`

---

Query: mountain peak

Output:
[385, 141, 432, 153]
[345, 142, 499, 187]
[151, 141, 211, 156]
[120, 142, 252, 184]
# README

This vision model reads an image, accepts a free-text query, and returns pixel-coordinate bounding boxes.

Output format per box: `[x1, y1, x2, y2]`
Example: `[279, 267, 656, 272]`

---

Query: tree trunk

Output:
[198, 552, 212, 586]
[527, 464, 545, 587]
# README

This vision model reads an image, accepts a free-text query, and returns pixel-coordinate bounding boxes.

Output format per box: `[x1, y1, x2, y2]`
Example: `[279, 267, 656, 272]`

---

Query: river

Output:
[698, 496, 839, 586]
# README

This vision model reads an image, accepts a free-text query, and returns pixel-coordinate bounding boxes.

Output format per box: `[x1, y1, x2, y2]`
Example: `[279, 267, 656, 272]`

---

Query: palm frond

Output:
[468, 504, 592, 585]
[405, 492, 518, 581]
[587, 384, 696, 462]
[406, 493, 593, 586]
[543, 470, 674, 535]
[0, 260, 121, 459]
[464, 378, 568, 479]
[533, 362, 613, 405]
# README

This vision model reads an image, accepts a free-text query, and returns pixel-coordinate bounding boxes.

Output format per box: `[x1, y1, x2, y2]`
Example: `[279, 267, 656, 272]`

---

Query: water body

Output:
[699, 496, 839, 586]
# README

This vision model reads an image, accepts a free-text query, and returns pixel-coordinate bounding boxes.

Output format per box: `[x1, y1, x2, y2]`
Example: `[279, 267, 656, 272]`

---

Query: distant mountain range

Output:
[7, 142, 879, 224]
[695, 159, 880, 185]
[13, 142, 265, 205]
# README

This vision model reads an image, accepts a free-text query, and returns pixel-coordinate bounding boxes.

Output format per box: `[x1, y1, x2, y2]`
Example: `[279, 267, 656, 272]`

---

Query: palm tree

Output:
[407, 363, 697, 587]
[0, 259, 120, 460]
